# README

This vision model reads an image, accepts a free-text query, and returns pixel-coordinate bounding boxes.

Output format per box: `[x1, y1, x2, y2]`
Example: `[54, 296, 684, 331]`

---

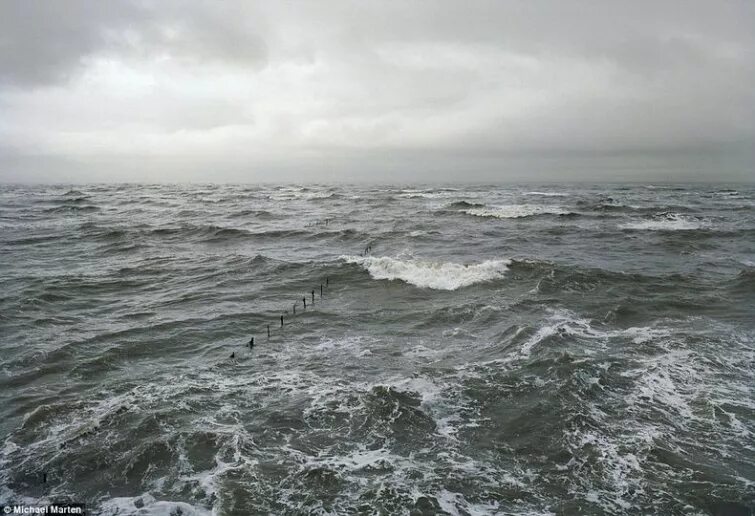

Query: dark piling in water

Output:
[42, 472, 47, 484]
[303, 297, 306, 309]
[230, 352, 235, 359]
[249, 336, 254, 348]
[326, 277, 329, 286]
[267, 325, 270, 338]
[280, 315, 284, 327]
[320, 284, 323, 297]
[311, 290, 315, 303]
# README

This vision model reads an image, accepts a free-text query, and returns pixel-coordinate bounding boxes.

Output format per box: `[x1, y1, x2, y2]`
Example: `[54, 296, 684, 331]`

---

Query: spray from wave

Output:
[341, 255, 510, 290]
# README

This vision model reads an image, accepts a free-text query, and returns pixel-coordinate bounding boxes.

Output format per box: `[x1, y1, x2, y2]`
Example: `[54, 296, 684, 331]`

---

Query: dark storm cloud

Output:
[0, 0, 753, 182]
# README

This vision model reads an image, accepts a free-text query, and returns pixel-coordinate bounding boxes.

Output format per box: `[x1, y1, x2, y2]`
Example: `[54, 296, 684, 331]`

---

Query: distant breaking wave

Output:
[619, 213, 706, 231]
[464, 204, 570, 219]
[341, 255, 510, 290]
[524, 191, 569, 197]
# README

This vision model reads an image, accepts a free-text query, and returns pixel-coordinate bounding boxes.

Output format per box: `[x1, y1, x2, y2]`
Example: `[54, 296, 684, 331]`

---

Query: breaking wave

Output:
[464, 204, 570, 219]
[619, 213, 707, 231]
[524, 191, 569, 197]
[341, 255, 510, 290]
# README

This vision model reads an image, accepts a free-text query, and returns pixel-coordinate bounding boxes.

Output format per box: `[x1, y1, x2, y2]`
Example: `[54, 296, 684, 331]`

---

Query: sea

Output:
[0, 183, 753, 515]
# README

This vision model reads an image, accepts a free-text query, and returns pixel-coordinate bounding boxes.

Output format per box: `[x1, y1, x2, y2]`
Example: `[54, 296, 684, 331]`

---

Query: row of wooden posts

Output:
[231, 244, 373, 359]
[230, 277, 331, 359]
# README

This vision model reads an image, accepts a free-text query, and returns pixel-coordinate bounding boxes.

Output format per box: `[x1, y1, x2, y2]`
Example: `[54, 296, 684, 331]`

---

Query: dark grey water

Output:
[1, 183, 754, 515]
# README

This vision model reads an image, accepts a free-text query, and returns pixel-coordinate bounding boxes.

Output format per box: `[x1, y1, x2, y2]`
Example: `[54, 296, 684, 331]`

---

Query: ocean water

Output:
[0, 183, 753, 515]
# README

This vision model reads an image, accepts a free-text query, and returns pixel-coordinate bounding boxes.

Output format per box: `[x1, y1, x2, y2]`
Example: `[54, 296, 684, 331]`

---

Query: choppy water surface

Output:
[1, 183, 754, 515]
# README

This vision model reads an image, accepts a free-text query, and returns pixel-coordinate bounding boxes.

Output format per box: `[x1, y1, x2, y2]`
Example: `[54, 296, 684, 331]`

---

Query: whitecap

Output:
[435, 490, 502, 516]
[341, 255, 510, 290]
[464, 204, 570, 219]
[99, 494, 212, 516]
[519, 309, 671, 358]
[619, 213, 705, 231]
[524, 191, 569, 197]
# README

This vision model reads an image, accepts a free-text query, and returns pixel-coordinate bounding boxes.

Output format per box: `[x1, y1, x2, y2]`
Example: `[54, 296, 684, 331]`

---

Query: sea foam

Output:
[619, 213, 705, 231]
[341, 255, 510, 290]
[464, 204, 569, 218]
[524, 191, 569, 197]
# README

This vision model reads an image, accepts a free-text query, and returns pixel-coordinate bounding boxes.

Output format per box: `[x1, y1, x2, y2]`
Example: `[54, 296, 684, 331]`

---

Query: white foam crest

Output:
[302, 443, 414, 476]
[464, 204, 569, 219]
[622, 349, 703, 421]
[621, 326, 672, 344]
[714, 190, 739, 196]
[312, 336, 373, 357]
[524, 191, 569, 197]
[0, 483, 39, 508]
[341, 255, 510, 290]
[435, 490, 502, 516]
[559, 399, 663, 512]
[397, 192, 437, 199]
[270, 191, 333, 201]
[404, 344, 440, 358]
[519, 309, 672, 358]
[391, 376, 447, 407]
[301, 372, 475, 444]
[99, 494, 212, 516]
[397, 190, 462, 199]
[519, 310, 594, 358]
[619, 213, 705, 231]
[392, 376, 485, 442]
[520, 325, 559, 358]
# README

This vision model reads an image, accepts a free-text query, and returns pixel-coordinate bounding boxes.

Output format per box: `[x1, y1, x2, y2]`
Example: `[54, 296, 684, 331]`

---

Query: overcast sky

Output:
[1, 0, 753, 183]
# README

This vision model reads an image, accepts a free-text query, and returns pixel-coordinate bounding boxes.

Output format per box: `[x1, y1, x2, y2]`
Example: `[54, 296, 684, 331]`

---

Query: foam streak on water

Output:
[0, 183, 753, 515]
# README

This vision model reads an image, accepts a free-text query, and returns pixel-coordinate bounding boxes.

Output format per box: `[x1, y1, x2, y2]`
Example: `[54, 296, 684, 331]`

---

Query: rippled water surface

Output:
[1, 183, 754, 515]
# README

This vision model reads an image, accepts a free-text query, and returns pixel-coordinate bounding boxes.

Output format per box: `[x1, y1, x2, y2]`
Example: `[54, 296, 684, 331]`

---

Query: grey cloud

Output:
[0, 1, 142, 85]
[0, 0, 267, 86]
[0, 0, 753, 182]
[5, 1, 752, 86]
